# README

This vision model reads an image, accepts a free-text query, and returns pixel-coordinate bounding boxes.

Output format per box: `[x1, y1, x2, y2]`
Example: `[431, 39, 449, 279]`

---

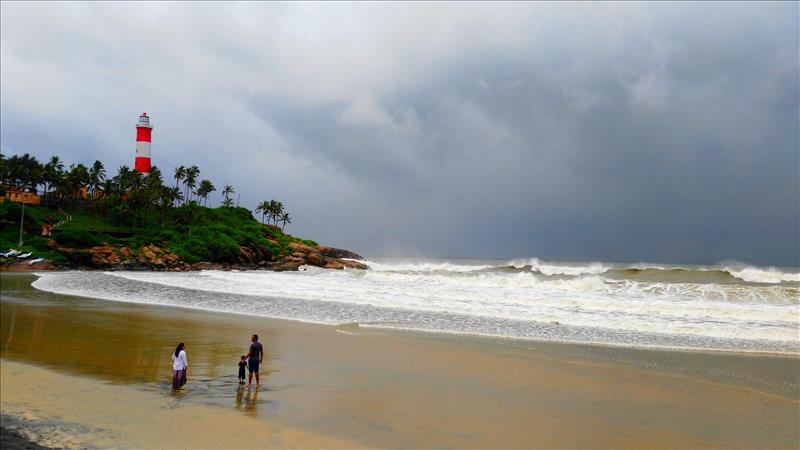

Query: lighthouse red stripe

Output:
[136, 127, 152, 142]
[135, 156, 151, 173]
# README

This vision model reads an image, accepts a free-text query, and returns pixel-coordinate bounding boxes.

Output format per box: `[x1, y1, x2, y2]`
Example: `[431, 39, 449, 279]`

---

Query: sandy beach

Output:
[1, 273, 798, 448]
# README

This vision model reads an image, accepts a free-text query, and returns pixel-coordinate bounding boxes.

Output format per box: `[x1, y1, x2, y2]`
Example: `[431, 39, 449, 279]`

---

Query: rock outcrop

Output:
[317, 246, 365, 261]
[47, 242, 186, 271]
[2, 239, 367, 272]
[263, 242, 368, 271]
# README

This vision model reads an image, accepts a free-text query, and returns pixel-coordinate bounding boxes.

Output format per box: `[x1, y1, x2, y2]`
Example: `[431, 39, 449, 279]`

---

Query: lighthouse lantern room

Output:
[134, 112, 153, 174]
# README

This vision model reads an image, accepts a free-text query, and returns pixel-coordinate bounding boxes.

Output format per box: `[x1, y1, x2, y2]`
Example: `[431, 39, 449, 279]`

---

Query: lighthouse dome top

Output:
[136, 112, 153, 128]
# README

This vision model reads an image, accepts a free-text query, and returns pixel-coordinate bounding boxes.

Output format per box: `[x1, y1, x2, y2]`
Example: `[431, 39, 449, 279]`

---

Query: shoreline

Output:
[357, 322, 800, 358]
[2, 273, 799, 448]
[15, 269, 800, 388]
[24, 270, 800, 356]
[4, 266, 799, 358]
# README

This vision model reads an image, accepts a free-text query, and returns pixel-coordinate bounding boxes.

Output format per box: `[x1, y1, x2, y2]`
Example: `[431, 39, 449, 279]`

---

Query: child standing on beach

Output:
[238, 355, 247, 384]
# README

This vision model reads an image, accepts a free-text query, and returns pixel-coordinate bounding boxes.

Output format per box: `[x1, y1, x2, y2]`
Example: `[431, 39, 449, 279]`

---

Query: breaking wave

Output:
[29, 257, 800, 354]
[381, 258, 800, 285]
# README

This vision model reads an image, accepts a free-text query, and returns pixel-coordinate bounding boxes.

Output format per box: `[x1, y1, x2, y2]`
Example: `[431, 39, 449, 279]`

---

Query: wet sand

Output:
[1, 360, 355, 448]
[1, 273, 799, 448]
[0, 424, 46, 450]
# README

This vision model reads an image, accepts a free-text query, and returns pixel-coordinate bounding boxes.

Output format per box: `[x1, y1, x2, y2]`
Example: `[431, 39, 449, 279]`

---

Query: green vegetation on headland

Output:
[0, 153, 363, 271]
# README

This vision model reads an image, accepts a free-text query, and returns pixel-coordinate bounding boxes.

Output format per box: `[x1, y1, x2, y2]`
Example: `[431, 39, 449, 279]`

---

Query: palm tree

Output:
[88, 160, 106, 198]
[173, 165, 185, 188]
[184, 165, 199, 202]
[157, 186, 182, 225]
[100, 178, 116, 197]
[7, 154, 44, 193]
[145, 166, 164, 204]
[276, 202, 284, 222]
[43, 156, 58, 190]
[268, 200, 283, 225]
[173, 166, 186, 204]
[55, 174, 73, 203]
[206, 180, 216, 206]
[115, 165, 132, 194]
[157, 186, 172, 225]
[43, 156, 64, 207]
[221, 184, 234, 207]
[48, 156, 64, 172]
[169, 186, 184, 205]
[255, 200, 270, 224]
[129, 169, 145, 192]
[67, 163, 89, 198]
[146, 166, 163, 187]
[3, 154, 20, 187]
[280, 212, 291, 230]
[196, 180, 215, 206]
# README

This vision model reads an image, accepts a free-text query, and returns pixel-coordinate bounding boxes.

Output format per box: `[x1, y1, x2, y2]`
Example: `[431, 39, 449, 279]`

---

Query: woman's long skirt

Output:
[172, 368, 187, 389]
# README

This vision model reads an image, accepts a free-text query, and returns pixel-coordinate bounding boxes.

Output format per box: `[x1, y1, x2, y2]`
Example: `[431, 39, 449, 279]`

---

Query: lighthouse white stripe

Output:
[135, 141, 151, 158]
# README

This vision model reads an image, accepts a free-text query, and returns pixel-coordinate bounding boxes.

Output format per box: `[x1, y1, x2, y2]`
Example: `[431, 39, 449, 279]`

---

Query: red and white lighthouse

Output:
[134, 112, 153, 173]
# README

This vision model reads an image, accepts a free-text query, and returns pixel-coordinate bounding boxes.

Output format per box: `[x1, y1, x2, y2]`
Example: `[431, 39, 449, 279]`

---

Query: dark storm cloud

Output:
[2, 2, 797, 264]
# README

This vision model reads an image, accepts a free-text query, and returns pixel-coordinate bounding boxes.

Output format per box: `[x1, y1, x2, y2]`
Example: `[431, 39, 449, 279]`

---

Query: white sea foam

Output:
[30, 258, 800, 354]
[726, 265, 800, 284]
[363, 260, 494, 273]
[508, 258, 609, 276]
[623, 262, 800, 284]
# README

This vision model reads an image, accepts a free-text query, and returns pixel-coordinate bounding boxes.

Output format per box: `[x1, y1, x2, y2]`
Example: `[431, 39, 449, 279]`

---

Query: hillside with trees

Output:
[0, 152, 365, 271]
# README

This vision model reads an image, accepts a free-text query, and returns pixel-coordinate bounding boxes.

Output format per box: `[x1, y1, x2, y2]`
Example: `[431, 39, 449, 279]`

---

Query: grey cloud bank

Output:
[1, 2, 797, 265]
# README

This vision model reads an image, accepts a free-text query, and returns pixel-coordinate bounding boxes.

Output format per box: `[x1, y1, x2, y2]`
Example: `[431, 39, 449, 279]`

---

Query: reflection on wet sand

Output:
[235, 386, 243, 408]
[241, 387, 259, 413]
[1, 359, 356, 448]
[234, 385, 261, 413]
[4, 309, 15, 352]
[1, 274, 274, 393]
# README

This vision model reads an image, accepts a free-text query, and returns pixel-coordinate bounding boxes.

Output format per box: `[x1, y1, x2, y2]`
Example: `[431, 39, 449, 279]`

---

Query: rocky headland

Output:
[1, 200, 367, 273]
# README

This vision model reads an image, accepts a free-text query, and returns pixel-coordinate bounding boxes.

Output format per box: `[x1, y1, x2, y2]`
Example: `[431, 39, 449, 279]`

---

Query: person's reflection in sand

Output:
[4, 310, 15, 352]
[244, 387, 259, 412]
[235, 386, 244, 410]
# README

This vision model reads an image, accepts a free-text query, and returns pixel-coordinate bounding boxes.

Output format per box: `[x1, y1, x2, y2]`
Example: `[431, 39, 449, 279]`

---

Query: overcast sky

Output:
[1, 2, 797, 265]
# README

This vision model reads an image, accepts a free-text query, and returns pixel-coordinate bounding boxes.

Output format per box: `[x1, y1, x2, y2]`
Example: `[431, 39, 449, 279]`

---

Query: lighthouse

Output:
[134, 112, 153, 174]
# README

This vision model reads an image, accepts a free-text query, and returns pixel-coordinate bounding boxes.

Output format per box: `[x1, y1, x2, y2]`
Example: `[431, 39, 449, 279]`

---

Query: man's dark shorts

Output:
[247, 359, 260, 373]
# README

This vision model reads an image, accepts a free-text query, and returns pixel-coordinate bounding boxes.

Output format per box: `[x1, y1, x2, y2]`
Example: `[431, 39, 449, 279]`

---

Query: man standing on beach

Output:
[245, 334, 264, 388]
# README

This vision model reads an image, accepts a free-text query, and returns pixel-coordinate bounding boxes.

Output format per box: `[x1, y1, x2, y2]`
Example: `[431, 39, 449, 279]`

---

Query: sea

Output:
[31, 257, 800, 354]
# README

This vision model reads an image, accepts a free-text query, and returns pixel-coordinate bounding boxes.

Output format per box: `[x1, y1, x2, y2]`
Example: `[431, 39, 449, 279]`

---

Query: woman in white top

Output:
[171, 342, 188, 390]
